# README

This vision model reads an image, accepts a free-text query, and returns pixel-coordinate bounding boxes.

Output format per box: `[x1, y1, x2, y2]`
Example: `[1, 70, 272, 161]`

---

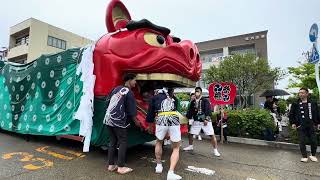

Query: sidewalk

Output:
[202, 135, 320, 153]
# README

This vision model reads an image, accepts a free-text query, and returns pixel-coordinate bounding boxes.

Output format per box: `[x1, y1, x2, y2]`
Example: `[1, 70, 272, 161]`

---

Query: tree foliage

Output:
[288, 61, 319, 99]
[204, 53, 284, 107]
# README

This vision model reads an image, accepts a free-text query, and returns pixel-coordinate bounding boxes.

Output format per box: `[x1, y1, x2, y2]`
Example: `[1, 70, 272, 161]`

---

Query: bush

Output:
[175, 93, 190, 101]
[227, 109, 276, 140]
[278, 99, 287, 115]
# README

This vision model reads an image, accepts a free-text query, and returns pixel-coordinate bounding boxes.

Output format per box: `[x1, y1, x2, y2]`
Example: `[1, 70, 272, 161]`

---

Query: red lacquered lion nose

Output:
[179, 40, 201, 78]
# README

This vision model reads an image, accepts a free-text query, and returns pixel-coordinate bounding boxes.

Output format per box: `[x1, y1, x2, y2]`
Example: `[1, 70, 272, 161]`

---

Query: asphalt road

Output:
[0, 130, 320, 180]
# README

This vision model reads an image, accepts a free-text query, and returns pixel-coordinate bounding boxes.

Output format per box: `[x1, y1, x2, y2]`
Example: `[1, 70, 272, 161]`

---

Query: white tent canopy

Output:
[174, 87, 209, 97]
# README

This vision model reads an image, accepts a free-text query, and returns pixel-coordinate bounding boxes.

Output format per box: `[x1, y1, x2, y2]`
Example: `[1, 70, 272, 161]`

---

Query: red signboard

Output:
[208, 82, 237, 105]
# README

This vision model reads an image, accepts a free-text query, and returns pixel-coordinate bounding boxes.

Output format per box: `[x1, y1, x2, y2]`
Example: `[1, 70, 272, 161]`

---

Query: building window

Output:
[229, 44, 256, 55]
[47, 36, 67, 50]
[201, 49, 223, 63]
[15, 35, 29, 47]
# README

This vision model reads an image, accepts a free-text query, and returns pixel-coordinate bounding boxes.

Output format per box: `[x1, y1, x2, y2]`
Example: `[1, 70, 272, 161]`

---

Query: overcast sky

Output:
[1, 0, 319, 91]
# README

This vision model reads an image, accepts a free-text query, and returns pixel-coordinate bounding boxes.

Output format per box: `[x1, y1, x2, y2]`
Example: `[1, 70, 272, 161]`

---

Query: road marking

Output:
[23, 157, 53, 170]
[1, 146, 84, 171]
[36, 146, 74, 160]
[185, 166, 215, 176]
[2, 152, 53, 170]
[65, 150, 86, 158]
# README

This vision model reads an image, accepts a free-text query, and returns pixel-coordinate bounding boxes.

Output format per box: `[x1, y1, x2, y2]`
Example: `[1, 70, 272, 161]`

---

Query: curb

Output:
[200, 135, 320, 153]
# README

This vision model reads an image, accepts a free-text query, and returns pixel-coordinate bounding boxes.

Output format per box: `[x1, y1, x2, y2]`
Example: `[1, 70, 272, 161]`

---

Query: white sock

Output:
[168, 170, 174, 174]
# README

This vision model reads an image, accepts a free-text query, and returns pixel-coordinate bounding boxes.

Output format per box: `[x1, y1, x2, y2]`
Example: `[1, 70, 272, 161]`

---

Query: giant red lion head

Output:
[93, 0, 201, 128]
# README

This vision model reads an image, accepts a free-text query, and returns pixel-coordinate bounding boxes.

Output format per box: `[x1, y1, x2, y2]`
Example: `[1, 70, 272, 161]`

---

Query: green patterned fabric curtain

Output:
[0, 48, 83, 135]
[0, 48, 155, 149]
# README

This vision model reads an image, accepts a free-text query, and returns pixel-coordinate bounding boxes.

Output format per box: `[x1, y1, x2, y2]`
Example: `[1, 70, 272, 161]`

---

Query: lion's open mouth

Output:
[136, 73, 196, 87]
[132, 73, 195, 116]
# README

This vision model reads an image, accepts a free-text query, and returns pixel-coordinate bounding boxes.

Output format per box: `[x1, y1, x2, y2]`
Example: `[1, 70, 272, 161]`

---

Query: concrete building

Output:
[196, 30, 269, 106]
[7, 18, 94, 64]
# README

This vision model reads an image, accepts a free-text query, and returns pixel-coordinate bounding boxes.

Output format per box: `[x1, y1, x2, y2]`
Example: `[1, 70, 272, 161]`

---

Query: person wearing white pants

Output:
[183, 87, 220, 157]
[147, 88, 182, 180]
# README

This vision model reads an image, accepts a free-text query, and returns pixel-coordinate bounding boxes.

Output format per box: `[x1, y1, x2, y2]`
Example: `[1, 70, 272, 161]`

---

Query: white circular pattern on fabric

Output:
[41, 104, 46, 111]
[41, 81, 46, 89]
[57, 55, 62, 63]
[32, 115, 37, 122]
[23, 114, 28, 121]
[6, 113, 10, 119]
[17, 123, 22, 130]
[48, 91, 53, 99]
[46, 115, 50, 122]
[2, 78, 5, 83]
[66, 101, 73, 109]
[9, 94, 11, 100]
[26, 93, 30, 100]
[49, 125, 55, 132]
[57, 114, 62, 121]
[4, 86, 8, 92]
[9, 122, 12, 129]
[74, 85, 80, 93]
[67, 77, 73, 85]
[35, 92, 39, 99]
[29, 105, 33, 112]
[31, 83, 35, 90]
[38, 125, 43, 132]
[1, 121, 4, 127]
[64, 125, 71, 132]
[60, 90, 64, 97]
[17, 77, 21, 82]
[50, 70, 55, 78]
[72, 52, 79, 59]
[53, 104, 58, 111]
[11, 105, 15, 111]
[16, 94, 19, 101]
[62, 68, 67, 76]
[20, 85, 24, 91]
[45, 58, 50, 65]
[14, 114, 18, 120]
[21, 105, 25, 112]
[55, 80, 60, 87]
[37, 72, 41, 79]
[27, 75, 31, 81]
[33, 61, 37, 68]
[12, 85, 15, 92]
[4, 104, 7, 110]
[26, 124, 29, 131]
[9, 77, 12, 83]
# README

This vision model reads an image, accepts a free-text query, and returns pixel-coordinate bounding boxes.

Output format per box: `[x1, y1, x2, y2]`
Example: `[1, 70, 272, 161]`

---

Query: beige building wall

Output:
[7, 18, 94, 63]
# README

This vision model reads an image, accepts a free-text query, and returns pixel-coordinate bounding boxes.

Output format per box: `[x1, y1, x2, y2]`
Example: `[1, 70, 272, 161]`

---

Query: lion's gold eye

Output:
[144, 32, 166, 48]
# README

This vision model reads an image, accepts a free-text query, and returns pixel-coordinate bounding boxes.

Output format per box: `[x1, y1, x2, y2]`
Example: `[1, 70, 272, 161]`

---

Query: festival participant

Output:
[147, 88, 182, 180]
[183, 87, 221, 157]
[104, 73, 140, 174]
[289, 87, 320, 162]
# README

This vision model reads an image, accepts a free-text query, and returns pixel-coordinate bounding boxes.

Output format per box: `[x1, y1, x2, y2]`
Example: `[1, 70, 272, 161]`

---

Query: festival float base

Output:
[0, 47, 155, 151]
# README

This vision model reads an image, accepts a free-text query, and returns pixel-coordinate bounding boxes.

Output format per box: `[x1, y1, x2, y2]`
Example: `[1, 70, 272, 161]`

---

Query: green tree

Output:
[288, 61, 319, 99]
[204, 53, 284, 108]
